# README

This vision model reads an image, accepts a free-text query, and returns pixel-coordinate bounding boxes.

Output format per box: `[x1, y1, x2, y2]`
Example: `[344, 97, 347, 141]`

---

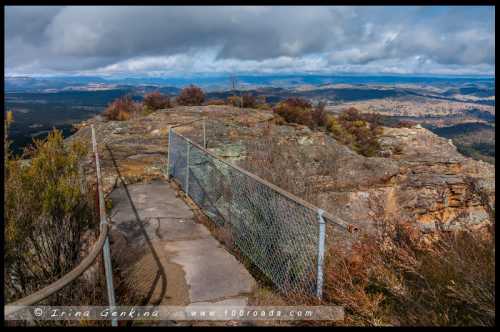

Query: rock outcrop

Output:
[68, 105, 495, 233]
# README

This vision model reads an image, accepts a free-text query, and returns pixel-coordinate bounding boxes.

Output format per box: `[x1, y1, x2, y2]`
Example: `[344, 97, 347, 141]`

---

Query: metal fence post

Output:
[166, 126, 172, 179]
[203, 117, 207, 149]
[185, 142, 191, 196]
[316, 209, 326, 300]
[91, 125, 118, 327]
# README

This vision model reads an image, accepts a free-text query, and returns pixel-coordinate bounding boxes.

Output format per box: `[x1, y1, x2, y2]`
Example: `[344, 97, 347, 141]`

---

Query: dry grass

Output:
[103, 95, 144, 121]
[205, 98, 226, 106]
[167, 120, 495, 326]
[322, 220, 495, 326]
[236, 121, 495, 326]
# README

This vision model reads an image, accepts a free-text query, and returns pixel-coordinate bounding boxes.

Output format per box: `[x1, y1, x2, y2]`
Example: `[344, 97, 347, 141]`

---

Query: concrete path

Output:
[107, 179, 255, 309]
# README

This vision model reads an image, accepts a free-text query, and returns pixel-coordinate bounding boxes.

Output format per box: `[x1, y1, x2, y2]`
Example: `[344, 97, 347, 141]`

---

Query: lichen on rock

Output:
[68, 105, 495, 234]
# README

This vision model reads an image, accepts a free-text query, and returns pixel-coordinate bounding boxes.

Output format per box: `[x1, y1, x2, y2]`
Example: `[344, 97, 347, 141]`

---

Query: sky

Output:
[5, 6, 495, 77]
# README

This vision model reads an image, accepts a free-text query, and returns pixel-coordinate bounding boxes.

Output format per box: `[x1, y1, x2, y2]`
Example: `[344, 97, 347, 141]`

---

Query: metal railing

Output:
[166, 118, 355, 300]
[5, 125, 117, 326]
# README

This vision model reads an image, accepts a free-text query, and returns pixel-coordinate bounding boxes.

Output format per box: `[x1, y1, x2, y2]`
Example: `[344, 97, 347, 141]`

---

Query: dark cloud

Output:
[5, 6, 495, 76]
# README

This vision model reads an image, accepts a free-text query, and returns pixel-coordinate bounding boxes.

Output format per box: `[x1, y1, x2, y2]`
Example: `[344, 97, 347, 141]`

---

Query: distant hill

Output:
[6, 74, 495, 92]
[427, 122, 495, 164]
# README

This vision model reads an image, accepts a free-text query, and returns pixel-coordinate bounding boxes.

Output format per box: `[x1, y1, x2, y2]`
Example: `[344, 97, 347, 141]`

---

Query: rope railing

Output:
[4, 223, 109, 315]
[5, 125, 117, 326]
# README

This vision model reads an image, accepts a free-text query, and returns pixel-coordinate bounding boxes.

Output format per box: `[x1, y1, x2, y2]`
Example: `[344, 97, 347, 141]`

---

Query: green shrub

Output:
[4, 128, 96, 304]
[256, 103, 272, 110]
[326, 108, 383, 157]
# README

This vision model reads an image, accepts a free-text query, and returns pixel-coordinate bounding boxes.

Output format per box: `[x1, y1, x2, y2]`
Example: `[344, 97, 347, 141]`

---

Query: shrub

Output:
[272, 102, 383, 156]
[4, 128, 96, 305]
[323, 221, 495, 326]
[241, 93, 257, 108]
[103, 95, 143, 121]
[256, 96, 267, 106]
[227, 95, 242, 107]
[256, 103, 272, 110]
[255, 96, 271, 110]
[326, 107, 383, 157]
[143, 92, 171, 110]
[397, 120, 417, 128]
[273, 97, 313, 127]
[176, 85, 205, 106]
[311, 102, 328, 128]
[393, 144, 404, 155]
[205, 99, 226, 106]
[328, 116, 356, 144]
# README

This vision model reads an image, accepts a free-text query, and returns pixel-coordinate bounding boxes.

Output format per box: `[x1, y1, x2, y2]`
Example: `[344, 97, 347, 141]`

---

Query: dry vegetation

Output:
[143, 91, 171, 110]
[327, 107, 383, 157]
[103, 95, 145, 121]
[273, 97, 324, 128]
[4, 117, 143, 326]
[273, 98, 383, 157]
[238, 123, 495, 326]
[226, 94, 270, 109]
[4, 127, 94, 300]
[3, 121, 111, 326]
[324, 220, 495, 326]
[103, 92, 173, 121]
[205, 98, 226, 106]
[176, 84, 205, 106]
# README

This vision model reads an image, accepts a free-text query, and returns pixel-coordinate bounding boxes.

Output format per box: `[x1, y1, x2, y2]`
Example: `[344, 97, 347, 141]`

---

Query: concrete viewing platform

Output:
[108, 179, 256, 310]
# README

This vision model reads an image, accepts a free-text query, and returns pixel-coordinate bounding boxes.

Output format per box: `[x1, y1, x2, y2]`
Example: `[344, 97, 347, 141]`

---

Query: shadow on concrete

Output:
[105, 144, 167, 306]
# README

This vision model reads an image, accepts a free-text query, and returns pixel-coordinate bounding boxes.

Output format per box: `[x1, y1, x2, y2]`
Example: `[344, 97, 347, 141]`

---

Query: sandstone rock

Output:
[68, 105, 495, 234]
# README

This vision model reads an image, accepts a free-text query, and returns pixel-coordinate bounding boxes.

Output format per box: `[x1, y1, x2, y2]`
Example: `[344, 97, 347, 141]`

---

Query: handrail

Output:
[5, 125, 117, 324]
[4, 224, 108, 315]
[91, 125, 118, 327]
[170, 119, 357, 232]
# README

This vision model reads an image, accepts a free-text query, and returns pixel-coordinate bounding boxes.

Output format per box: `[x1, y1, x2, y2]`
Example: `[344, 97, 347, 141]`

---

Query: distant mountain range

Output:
[4, 74, 495, 162]
[5, 74, 495, 93]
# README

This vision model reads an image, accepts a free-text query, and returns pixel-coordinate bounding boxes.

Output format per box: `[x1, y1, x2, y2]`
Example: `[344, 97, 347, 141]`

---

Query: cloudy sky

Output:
[5, 6, 495, 77]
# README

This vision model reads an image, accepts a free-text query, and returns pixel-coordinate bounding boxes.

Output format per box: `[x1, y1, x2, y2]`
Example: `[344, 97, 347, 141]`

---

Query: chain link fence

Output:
[167, 119, 351, 299]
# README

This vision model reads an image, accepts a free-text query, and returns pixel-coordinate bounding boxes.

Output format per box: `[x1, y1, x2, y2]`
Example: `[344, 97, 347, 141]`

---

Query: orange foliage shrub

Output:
[143, 92, 171, 110]
[103, 96, 143, 121]
[273, 97, 313, 127]
[205, 99, 226, 105]
[177, 85, 205, 106]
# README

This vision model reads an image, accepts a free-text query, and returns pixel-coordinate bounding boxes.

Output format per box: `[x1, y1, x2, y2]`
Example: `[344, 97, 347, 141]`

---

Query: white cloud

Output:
[5, 6, 495, 76]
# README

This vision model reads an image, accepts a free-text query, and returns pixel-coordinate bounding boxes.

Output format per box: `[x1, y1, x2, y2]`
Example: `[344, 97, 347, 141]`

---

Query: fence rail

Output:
[167, 118, 354, 299]
[5, 125, 117, 326]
